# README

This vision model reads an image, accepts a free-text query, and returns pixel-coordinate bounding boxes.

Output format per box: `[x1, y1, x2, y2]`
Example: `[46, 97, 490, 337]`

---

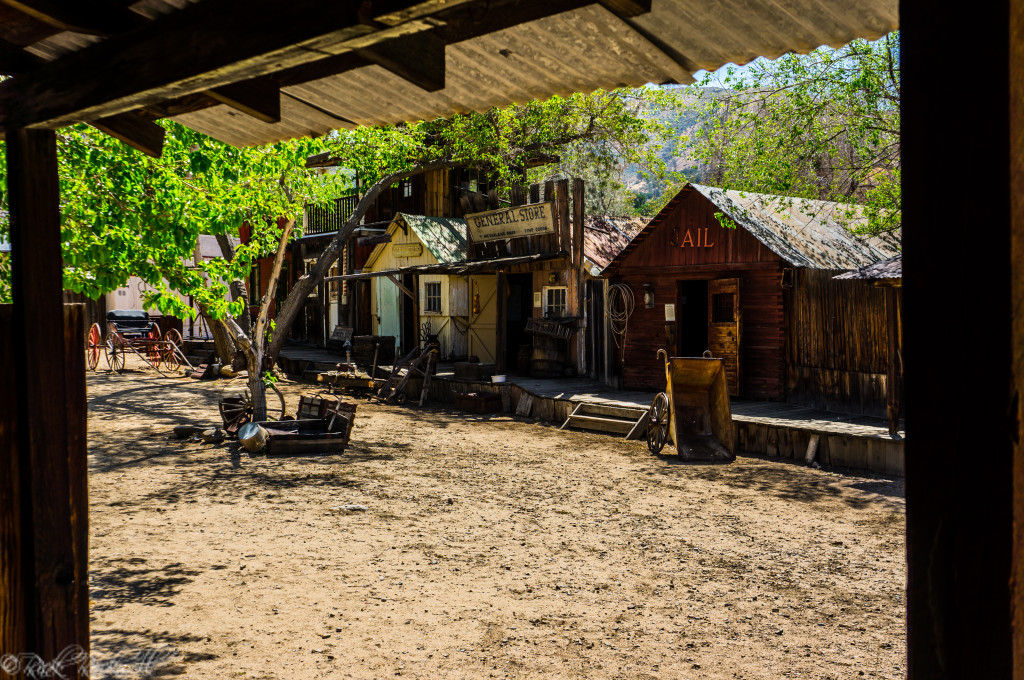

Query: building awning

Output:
[327, 252, 568, 281]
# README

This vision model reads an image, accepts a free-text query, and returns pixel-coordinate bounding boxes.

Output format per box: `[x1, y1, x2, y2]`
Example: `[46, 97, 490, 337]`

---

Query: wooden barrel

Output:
[530, 335, 565, 378]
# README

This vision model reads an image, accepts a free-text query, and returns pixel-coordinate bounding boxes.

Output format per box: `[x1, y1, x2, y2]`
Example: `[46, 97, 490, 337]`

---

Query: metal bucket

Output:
[237, 422, 269, 453]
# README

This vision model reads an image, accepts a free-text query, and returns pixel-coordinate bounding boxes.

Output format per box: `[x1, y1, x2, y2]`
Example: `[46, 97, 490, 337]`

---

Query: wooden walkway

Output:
[504, 376, 901, 440]
[281, 350, 904, 475]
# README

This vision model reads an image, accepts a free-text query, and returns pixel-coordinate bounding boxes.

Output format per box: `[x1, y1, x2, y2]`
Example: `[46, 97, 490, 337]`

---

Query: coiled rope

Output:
[607, 283, 635, 365]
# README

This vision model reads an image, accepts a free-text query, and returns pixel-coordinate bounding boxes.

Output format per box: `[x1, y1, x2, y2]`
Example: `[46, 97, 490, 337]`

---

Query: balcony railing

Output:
[304, 195, 358, 236]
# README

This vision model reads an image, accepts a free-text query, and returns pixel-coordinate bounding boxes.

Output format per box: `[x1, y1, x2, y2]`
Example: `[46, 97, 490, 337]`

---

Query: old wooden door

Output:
[467, 275, 497, 363]
[708, 278, 741, 396]
[376, 276, 400, 343]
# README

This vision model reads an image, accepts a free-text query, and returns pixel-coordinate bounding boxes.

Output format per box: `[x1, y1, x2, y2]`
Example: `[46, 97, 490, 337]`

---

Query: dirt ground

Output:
[87, 358, 906, 679]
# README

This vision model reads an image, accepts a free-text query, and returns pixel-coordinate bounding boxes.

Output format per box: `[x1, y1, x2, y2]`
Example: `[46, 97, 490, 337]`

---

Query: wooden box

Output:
[258, 402, 357, 455]
[297, 393, 339, 419]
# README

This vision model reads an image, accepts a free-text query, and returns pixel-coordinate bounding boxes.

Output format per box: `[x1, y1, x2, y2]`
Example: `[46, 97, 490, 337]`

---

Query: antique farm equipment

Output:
[218, 384, 286, 433]
[374, 346, 438, 406]
[645, 349, 735, 461]
[255, 401, 358, 455]
[98, 310, 192, 374]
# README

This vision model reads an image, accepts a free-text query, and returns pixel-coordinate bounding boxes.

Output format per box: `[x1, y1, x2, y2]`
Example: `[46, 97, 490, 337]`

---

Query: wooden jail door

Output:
[708, 278, 741, 396]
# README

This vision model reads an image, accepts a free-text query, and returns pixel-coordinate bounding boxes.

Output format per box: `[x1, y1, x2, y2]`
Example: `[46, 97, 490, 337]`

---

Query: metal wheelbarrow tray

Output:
[645, 349, 735, 461]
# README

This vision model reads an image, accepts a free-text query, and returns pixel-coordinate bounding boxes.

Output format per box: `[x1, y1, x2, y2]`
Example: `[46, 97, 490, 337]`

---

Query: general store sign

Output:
[465, 202, 555, 242]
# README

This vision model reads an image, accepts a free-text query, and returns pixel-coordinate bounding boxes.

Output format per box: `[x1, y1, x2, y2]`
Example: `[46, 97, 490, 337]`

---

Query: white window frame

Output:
[542, 286, 568, 319]
[424, 281, 443, 314]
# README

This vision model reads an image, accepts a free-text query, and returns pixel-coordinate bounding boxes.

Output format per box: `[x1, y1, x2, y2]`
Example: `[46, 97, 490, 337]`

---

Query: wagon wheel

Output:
[86, 323, 102, 371]
[394, 391, 408, 406]
[646, 392, 670, 454]
[145, 323, 162, 368]
[105, 333, 125, 374]
[162, 329, 184, 372]
[162, 344, 183, 372]
[227, 386, 287, 422]
[219, 394, 251, 427]
[163, 328, 183, 350]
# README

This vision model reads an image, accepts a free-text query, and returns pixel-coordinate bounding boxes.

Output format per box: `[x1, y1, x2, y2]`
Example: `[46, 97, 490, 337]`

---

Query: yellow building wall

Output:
[467, 274, 498, 363]
[365, 221, 469, 359]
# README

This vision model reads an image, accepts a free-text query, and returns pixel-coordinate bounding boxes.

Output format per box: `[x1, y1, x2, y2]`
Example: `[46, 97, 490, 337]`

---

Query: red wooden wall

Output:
[612, 189, 785, 399]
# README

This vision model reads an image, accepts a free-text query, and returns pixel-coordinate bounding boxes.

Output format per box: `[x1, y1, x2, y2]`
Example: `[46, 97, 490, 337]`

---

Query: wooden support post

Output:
[495, 271, 507, 374]
[572, 178, 586, 376]
[543, 180, 555, 254]
[2, 129, 89, 674]
[904, 1, 1015, 677]
[885, 286, 901, 438]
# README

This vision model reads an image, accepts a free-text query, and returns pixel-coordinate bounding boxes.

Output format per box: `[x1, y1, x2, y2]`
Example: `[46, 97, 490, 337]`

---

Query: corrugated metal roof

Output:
[172, 4, 692, 145]
[834, 254, 901, 281]
[584, 215, 646, 272]
[396, 213, 467, 264]
[168, 0, 895, 147]
[12, 0, 897, 147]
[606, 183, 899, 272]
[689, 184, 899, 269]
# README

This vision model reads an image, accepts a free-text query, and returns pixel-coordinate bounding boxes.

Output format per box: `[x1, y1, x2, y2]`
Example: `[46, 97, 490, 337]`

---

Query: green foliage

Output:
[324, 87, 684, 216]
[0, 122, 347, 307]
[685, 32, 900, 237]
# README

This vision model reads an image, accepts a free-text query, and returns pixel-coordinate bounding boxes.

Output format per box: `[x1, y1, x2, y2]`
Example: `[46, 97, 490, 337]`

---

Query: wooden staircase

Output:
[560, 402, 649, 440]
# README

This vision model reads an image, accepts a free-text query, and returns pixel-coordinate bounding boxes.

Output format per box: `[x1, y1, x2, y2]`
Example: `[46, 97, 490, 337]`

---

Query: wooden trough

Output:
[255, 400, 357, 456]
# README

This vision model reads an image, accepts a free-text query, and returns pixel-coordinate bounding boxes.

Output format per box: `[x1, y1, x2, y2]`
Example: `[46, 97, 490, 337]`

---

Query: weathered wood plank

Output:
[4, 128, 89, 673]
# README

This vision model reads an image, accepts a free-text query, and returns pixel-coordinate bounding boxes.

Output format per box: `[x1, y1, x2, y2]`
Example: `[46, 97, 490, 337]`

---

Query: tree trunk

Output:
[266, 160, 456, 361]
[215, 232, 253, 337]
[207, 311, 237, 363]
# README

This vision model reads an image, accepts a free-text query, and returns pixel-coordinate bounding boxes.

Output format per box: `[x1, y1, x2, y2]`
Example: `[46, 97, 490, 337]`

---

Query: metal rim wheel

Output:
[146, 323, 162, 368]
[646, 392, 670, 454]
[163, 328, 183, 350]
[162, 329, 184, 372]
[229, 386, 287, 422]
[86, 323, 102, 371]
[105, 333, 125, 374]
[394, 392, 408, 406]
[162, 345, 182, 372]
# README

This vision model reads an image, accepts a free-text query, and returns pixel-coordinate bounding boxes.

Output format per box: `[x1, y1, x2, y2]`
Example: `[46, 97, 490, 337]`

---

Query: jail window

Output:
[402, 180, 413, 198]
[424, 281, 442, 314]
[712, 293, 735, 323]
[544, 286, 568, 318]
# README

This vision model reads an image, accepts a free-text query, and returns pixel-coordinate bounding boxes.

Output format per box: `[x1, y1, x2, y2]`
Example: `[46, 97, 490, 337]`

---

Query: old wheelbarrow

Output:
[645, 349, 735, 461]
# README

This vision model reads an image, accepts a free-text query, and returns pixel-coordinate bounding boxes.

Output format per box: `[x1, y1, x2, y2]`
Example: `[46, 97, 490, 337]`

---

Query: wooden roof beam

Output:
[356, 30, 445, 92]
[0, 0, 147, 36]
[0, 35, 43, 74]
[0, 0, 458, 129]
[90, 111, 165, 158]
[207, 75, 280, 123]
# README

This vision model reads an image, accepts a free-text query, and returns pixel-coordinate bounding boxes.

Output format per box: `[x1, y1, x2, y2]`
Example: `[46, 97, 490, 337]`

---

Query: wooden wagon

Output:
[645, 349, 735, 461]
[87, 310, 191, 374]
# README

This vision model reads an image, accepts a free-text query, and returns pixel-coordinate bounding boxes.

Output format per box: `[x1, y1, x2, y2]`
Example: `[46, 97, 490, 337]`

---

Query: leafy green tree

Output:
[1, 122, 345, 417]
[684, 32, 900, 236]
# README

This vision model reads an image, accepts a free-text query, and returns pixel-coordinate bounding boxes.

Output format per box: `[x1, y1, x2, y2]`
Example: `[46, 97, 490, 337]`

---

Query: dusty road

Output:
[87, 361, 905, 679]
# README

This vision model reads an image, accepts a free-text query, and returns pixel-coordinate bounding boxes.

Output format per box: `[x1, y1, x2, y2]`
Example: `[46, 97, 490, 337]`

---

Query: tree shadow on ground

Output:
[90, 557, 203, 612]
[639, 451, 904, 511]
[90, 625, 214, 679]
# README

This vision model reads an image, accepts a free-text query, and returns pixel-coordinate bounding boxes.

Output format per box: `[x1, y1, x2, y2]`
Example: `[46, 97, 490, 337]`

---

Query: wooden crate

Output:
[297, 393, 339, 419]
